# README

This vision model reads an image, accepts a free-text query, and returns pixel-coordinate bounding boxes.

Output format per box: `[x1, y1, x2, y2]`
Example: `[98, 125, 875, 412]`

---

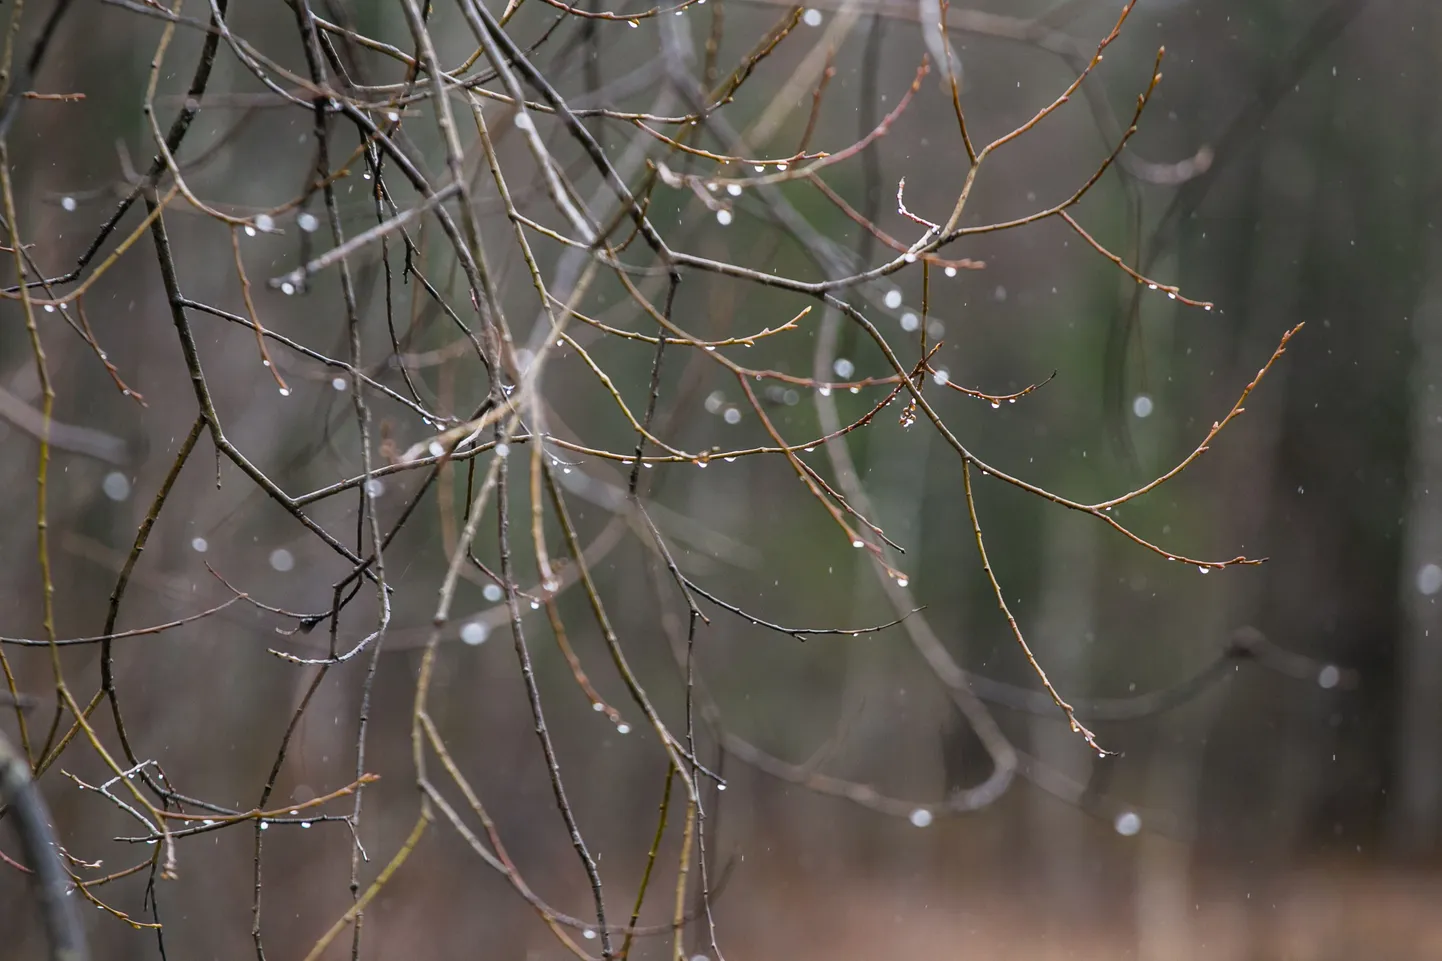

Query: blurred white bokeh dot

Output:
[102, 472, 131, 501]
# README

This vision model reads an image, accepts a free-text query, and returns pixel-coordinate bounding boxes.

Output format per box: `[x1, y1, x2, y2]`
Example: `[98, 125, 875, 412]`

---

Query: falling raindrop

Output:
[364, 478, 385, 498]
[495, 443, 510, 458]
[909, 809, 933, 828]
[484, 584, 503, 602]
[60, 195, 77, 212]
[931, 370, 950, 387]
[280, 282, 296, 296]
[191, 537, 209, 553]
[297, 212, 319, 233]
[332, 376, 347, 391]
[716, 209, 733, 226]
[270, 548, 295, 572]
[884, 289, 903, 309]
[461, 622, 489, 646]
[1317, 665, 1341, 689]
[832, 358, 855, 379]
[723, 407, 741, 424]
[1132, 394, 1154, 418]
[254, 213, 275, 233]
[803, 8, 823, 26]
[900, 312, 919, 332]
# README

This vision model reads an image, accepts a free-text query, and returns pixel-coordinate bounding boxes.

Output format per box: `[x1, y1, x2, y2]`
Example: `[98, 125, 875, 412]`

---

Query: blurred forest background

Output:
[3, 0, 1442, 959]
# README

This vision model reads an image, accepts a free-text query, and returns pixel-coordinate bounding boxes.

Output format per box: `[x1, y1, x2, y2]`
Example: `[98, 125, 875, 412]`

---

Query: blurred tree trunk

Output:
[1025, 511, 1099, 927]
[840, 396, 947, 868]
[1136, 59, 1324, 953]
[1387, 1, 1442, 858]
[1390, 215, 1442, 856]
